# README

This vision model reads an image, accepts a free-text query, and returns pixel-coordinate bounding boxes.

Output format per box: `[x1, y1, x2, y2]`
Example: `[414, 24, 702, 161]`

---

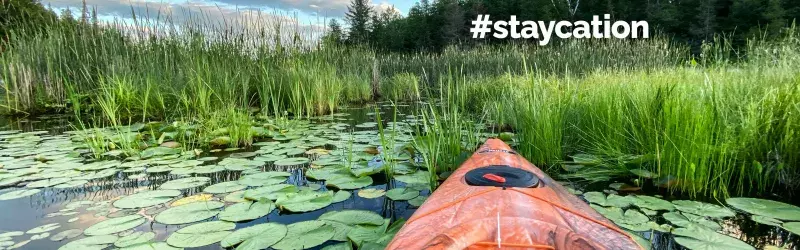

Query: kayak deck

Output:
[387, 139, 642, 250]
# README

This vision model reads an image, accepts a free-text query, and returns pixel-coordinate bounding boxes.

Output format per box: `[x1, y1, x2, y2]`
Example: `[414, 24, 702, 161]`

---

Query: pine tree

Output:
[345, 0, 373, 45]
[322, 19, 344, 47]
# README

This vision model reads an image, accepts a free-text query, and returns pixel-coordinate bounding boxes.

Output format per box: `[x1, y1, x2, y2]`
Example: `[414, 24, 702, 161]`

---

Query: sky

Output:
[40, 0, 417, 26]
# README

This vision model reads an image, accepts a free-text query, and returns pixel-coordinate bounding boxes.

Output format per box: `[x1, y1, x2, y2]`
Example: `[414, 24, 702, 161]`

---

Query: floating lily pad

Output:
[113, 190, 182, 209]
[204, 181, 247, 194]
[171, 194, 214, 207]
[84, 215, 146, 236]
[166, 221, 235, 248]
[238, 172, 291, 187]
[783, 222, 800, 236]
[154, 201, 225, 225]
[114, 232, 155, 248]
[27, 223, 60, 234]
[332, 191, 351, 203]
[224, 191, 247, 203]
[632, 195, 674, 211]
[274, 157, 310, 166]
[159, 177, 210, 190]
[663, 212, 721, 231]
[583, 192, 634, 208]
[244, 184, 298, 201]
[320, 210, 385, 226]
[118, 242, 181, 250]
[673, 200, 735, 218]
[672, 226, 754, 250]
[327, 176, 373, 190]
[49, 229, 82, 241]
[591, 205, 651, 231]
[219, 200, 275, 222]
[726, 198, 800, 221]
[751, 215, 782, 227]
[275, 191, 333, 212]
[385, 188, 419, 201]
[59, 235, 119, 250]
[393, 171, 430, 184]
[220, 223, 287, 249]
[306, 167, 351, 180]
[271, 220, 334, 250]
[0, 189, 41, 200]
[357, 189, 385, 199]
[31, 232, 50, 240]
[408, 196, 427, 207]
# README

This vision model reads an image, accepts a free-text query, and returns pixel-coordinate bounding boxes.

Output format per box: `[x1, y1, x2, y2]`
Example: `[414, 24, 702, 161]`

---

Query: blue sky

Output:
[41, 0, 417, 26]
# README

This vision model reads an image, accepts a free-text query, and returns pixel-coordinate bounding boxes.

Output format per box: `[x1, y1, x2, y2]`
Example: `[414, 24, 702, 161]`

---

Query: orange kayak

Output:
[387, 139, 643, 250]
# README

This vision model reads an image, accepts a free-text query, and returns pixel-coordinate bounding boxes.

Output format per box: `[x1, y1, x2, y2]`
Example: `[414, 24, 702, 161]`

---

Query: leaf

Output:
[49, 229, 83, 241]
[219, 200, 275, 222]
[26, 223, 60, 234]
[672, 200, 735, 218]
[140, 147, 180, 159]
[632, 195, 675, 211]
[663, 212, 721, 231]
[243, 184, 297, 201]
[220, 223, 287, 249]
[166, 221, 235, 248]
[171, 194, 214, 207]
[275, 191, 333, 212]
[672, 226, 754, 250]
[783, 222, 800, 236]
[114, 190, 182, 209]
[159, 177, 210, 190]
[319, 210, 385, 226]
[59, 235, 119, 250]
[118, 242, 181, 250]
[271, 220, 334, 250]
[357, 189, 385, 199]
[224, 191, 247, 203]
[204, 181, 247, 194]
[327, 175, 373, 190]
[332, 191, 351, 203]
[154, 201, 224, 225]
[306, 167, 351, 180]
[385, 188, 419, 201]
[751, 215, 782, 227]
[84, 215, 146, 236]
[408, 196, 427, 207]
[393, 171, 430, 184]
[238, 172, 291, 187]
[274, 157, 310, 166]
[321, 242, 353, 250]
[726, 198, 800, 221]
[0, 189, 41, 200]
[114, 232, 155, 248]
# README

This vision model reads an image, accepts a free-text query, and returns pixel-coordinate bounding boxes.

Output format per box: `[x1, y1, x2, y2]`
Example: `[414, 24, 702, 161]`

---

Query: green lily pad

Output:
[244, 184, 298, 201]
[385, 188, 419, 201]
[204, 181, 247, 194]
[726, 198, 800, 221]
[220, 223, 287, 249]
[408, 196, 427, 207]
[154, 201, 225, 225]
[321, 242, 353, 250]
[307, 167, 351, 180]
[751, 215, 782, 227]
[84, 215, 146, 236]
[27, 223, 60, 234]
[393, 171, 430, 184]
[274, 157, 310, 166]
[591, 205, 651, 231]
[49, 229, 82, 241]
[119, 242, 181, 250]
[632, 195, 674, 211]
[224, 191, 247, 203]
[219, 200, 275, 222]
[663, 212, 721, 231]
[59, 235, 119, 250]
[238, 172, 291, 187]
[332, 191, 351, 203]
[673, 200, 735, 218]
[271, 220, 334, 250]
[319, 210, 385, 226]
[357, 189, 385, 199]
[0, 189, 41, 200]
[783, 222, 800, 235]
[140, 147, 181, 159]
[114, 232, 155, 248]
[327, 176, 373, 190]
[166, 221, 235, 248]
[275, 191, 333, 212]
[672, 226, 754, 250]
[349, 165, 383, 177]
[159, 177, 210, 190]
[113, 190, 182, 209]
[583, 192, 634, 208]
[27, 178, 71, 188]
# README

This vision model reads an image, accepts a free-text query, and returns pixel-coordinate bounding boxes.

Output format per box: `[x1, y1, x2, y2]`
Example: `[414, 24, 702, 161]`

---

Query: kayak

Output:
[387, 139, 643, 250]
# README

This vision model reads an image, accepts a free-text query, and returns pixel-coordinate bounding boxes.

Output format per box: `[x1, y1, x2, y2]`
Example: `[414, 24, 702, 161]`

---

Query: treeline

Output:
[328, 0, 800, 52]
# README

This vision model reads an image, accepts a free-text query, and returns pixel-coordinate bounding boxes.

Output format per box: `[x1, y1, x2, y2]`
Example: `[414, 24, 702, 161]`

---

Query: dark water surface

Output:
[0, 104, 798, 250]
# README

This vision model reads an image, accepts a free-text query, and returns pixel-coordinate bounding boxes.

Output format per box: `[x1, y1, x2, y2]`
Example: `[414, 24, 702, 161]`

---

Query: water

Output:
[0, 103, 797, 250]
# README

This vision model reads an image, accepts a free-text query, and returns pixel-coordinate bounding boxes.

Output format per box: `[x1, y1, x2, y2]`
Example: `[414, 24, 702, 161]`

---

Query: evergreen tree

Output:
[322, 19, 344, 47]
[345, 0, 373, 45]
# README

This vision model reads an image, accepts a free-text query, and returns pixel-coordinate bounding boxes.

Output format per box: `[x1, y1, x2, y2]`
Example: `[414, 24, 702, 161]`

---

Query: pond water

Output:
[0, 103, 798, 250]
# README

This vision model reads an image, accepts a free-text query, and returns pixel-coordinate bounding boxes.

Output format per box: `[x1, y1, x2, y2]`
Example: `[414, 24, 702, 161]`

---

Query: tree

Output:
[345, 0, 373, 45]
[322, 19, 344, 47]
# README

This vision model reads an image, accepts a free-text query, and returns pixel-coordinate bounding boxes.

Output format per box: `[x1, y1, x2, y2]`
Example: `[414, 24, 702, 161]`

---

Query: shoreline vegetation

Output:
[2, 4, 799, 198]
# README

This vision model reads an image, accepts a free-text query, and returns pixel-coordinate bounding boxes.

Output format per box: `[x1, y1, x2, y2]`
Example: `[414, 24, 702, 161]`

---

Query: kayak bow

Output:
[387, 139, 643, 250]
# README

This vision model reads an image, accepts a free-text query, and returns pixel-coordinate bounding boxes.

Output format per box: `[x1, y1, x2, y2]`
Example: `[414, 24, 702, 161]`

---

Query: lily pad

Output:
[238, 172, 291, 187]
[672, 226, 754, 250]
[385, 188, 419, 201]
[663, 212, 721, 231]
[204, 181, 247, 194]
[673, 200, 735, 218]
[583, 192, 634, 208]
[118, 242, 181, 250]
[332, 191, 351, 203]
[393, 171, 430, 184]
[408, 196, 427, 207]
[171, 194, 214, 207]
[59, 235, 119, 250]
[357, 189, 385, 199]
[751, 215, 782, 227]
[271, 220, 334, 250]
[166, 221, 235, 248]
[220, 223, 287, 249]
[726, 198, 800, 221]
[319, 210, 385, 226]
[84, 215, 146, 236]
[224, 191, 247, 203]
[0, 189, 41, 200]
[27, 223, 60, 234]
[275, 191, 333, 212]
[327, 176, 373, 190]
[154, 201, 225, 225]
[274, 157, 310, 166]
[114, 232, 156, 248]
[159, 177, 210, 190]
[632, 195, 674, 211]
[244, 184, 298, 201]
[783, 222, 800, 236]
[113, 190, 182, 209]
[219, 200, 275, 222]
[50, 229, 83, 241]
